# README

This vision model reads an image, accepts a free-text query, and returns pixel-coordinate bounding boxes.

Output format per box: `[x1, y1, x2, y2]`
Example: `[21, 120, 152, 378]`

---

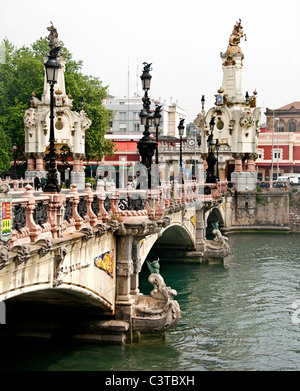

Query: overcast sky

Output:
[1, 0, 300, 124]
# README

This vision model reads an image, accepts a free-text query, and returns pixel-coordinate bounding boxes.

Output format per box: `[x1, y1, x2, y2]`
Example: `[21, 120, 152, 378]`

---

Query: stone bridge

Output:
[0, 179, 230, 343]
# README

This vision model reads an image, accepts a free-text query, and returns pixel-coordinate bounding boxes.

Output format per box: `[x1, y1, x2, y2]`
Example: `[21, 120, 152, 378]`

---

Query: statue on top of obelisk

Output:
[46, 21, 60, 57]
[225, 19, 247, 55]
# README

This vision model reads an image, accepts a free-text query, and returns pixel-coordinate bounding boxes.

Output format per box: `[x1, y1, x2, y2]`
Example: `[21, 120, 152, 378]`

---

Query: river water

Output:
[1, 233, 300, 371]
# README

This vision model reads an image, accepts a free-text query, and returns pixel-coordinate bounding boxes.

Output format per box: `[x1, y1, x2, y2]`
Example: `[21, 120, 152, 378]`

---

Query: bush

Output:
[256, 193, 265, 205]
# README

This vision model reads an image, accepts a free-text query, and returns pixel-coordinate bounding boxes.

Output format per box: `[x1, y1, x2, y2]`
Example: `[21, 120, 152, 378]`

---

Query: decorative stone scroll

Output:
[10, 243, 31, 265]
[36, 237, 53, 256]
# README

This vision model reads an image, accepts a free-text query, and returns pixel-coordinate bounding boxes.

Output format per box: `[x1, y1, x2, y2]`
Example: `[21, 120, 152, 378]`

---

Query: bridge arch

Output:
[2, 284, 113, 314]
[142, 223, 195, 264]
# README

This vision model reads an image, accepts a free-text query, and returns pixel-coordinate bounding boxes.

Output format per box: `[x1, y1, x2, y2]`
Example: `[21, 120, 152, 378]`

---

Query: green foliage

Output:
[256, 193, 265, 205]
[0, 36, 116, 175]
[0, 124, 11, 173]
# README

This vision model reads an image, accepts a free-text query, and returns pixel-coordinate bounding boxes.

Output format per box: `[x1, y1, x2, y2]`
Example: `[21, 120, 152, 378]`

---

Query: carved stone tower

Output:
[24, 26, 91, 190]
[194, 20, 261, 191]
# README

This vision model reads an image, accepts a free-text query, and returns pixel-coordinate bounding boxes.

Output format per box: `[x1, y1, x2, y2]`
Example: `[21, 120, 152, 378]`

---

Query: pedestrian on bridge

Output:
[34, 175, 40, 191]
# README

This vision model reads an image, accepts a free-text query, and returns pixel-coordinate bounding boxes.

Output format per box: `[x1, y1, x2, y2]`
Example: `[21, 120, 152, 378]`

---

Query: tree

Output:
[0, 124, 11, 173]
[0, 37, 116, 175]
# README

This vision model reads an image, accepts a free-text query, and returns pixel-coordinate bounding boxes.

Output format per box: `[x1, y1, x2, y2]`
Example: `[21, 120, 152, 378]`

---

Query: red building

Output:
[256, 102, 300, 180]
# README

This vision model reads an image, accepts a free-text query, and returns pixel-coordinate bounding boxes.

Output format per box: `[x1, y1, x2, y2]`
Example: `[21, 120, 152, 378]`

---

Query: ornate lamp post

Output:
[178, 118, 185, 183]
[201, 95, 205, 111]
[137, 62, 157, 189]
[206, 116, 217, 183]
[154, 105, 162, 165]
[12, 141, 17, 179]
[43, 34, 61, 193]
[215, 138, 220, 180]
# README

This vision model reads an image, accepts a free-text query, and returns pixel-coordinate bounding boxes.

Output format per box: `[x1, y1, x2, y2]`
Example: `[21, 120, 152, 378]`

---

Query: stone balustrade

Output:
[9, 178, 229, 247]
[0, 177, 34, 191]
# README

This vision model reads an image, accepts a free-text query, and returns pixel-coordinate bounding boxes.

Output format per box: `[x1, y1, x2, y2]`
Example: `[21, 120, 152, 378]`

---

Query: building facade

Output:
[256, 102, 300, 180]
[101, 94, 188, 181]
[103, 94, 186, 138]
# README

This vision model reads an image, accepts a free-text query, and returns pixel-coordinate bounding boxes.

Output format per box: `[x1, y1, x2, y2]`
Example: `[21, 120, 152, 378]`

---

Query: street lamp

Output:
[276, 117, 280, 179]
[271, 110, 275, 183]
[137, 62, 157, 189]
[43, 43, 61, 193]
[154, 104, 162, 165]
[201, 95, 205, 111]
[206, 116, 217, 183]
[215, 138, 220, 180]
[140, 63, 152, 90]
[178, 118, 185, 183]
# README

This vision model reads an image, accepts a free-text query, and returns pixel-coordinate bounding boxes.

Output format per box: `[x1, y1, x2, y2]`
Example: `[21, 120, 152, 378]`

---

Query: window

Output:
[134, 123, 140, 132]
[289, 122, 296, 132]
[133, 112, 139, 120]
[257, 149, 264, 159]
[274, 149, 282, 159]
[119, 112, 126, 120]
[257, 172, 263, 181]
[119, 123, 126, 131]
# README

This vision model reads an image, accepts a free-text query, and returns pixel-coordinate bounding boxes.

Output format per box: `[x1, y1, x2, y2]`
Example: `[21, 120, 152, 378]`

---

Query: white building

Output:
[103, 94, 187, 138]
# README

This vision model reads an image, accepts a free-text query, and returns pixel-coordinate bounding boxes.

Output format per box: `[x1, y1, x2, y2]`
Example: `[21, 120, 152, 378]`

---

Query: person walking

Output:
[34, 175, 40, 191]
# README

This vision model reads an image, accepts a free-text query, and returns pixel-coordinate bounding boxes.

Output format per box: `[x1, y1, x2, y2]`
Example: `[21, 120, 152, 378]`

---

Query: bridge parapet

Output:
[0, 177, 34, 191]
[9, 177, 229, 248]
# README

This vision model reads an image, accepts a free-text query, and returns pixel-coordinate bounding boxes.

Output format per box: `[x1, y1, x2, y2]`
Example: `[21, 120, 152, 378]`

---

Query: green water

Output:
[1, 233, 300, 371]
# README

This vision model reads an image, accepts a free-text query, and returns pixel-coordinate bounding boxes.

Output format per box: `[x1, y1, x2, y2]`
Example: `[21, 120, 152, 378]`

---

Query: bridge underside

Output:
[5, 288, 111, 315]
[0, 289, 120, 343]
[147, 225, 195, 262]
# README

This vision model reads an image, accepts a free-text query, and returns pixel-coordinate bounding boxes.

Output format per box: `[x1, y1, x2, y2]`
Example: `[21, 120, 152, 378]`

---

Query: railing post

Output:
[22, 184, 41, 242]
[69, 184, 83, 230]
[47, 192, 66, 239]
[84, 183, 97, 226]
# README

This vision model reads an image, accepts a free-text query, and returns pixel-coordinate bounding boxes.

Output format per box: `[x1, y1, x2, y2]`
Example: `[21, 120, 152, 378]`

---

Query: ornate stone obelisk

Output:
[194, 19, 261, 190]
[24, 23, 91, 190]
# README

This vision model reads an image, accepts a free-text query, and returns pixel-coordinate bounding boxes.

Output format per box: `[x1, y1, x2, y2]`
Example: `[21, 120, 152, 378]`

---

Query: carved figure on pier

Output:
[132, 273, 182, 332]
[146, 258, 160, 274]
